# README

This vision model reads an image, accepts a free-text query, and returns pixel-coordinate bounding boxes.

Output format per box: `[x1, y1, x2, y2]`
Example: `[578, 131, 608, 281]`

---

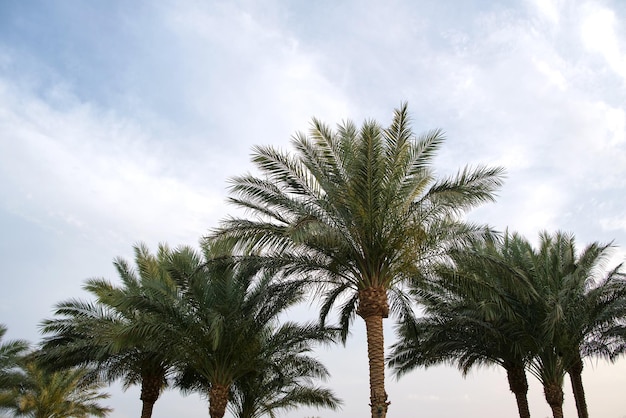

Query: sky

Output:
[1, 0, 625, 417]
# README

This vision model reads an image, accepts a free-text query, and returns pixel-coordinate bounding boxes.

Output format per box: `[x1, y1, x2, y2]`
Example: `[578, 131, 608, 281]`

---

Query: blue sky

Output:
[1, 1, 625, 417]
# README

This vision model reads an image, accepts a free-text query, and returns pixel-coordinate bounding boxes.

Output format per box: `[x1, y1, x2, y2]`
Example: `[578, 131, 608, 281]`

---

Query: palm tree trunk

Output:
[140, 376, 161, 418]
[544, 382, 564, 418]
[140, 401, 155, 418]
[568, 357, 588, 418]
[358, 286, 390, 418]
[504, 363, 530, 418]
[209, 383, 230, 418]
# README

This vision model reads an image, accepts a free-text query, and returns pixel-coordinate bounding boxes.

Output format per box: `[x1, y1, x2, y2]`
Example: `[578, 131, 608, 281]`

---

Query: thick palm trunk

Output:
[544, 383, 564, 418]
[209, 383, 230, 418]
[568, 357, 588, 418]
[140, 375, 161, 418]
[504, 363, 530, 418]
[358, 286, 390, 418]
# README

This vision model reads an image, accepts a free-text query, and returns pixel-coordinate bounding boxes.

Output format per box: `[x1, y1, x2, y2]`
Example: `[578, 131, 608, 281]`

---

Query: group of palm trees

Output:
[1, 104, 624, 418]
[34, 243, 342, 418]
[388, 231, 626, 418]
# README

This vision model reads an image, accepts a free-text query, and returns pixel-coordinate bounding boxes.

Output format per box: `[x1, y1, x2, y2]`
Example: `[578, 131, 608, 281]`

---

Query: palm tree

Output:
[0, 324, 30, 411]
[528, 231, 626, 418]
[119, 244, 337, 418]
[210, 104, 505, 417]
[388, 232, 538, 418]
[39, 243, 178, 418]
[9, 361, 111, 418]
[228, 322, 342, 418]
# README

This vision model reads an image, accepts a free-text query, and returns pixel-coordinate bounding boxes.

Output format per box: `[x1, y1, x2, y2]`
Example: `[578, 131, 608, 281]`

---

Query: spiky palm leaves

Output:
[389, 231, 626, 418]
[1, 326, 110, 417]
[0, 324, 30, 411]
[174, 248, 307, 418]
[528, 232, 626, 418]
[40, 242, 340, 418]
[211, 103, 504, 417]
[118, 244, 340, 418]
[228, 322, 342, 418]
[388, 232, 537, 418]
[9, 362, 111, 418]
[40, 243, 177, 418]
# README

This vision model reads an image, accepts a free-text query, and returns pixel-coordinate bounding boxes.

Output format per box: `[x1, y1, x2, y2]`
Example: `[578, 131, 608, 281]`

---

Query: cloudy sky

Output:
[1, 0, 625, 417]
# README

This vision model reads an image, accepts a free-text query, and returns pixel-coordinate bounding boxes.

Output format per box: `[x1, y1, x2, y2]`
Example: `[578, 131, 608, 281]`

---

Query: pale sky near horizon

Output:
[1, 1, 626, 417]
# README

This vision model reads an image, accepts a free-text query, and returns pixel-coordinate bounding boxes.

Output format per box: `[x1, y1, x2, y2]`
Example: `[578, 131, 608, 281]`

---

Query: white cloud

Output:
[158, 1, 352, 149]
[600, 215, 626, 233]
[581, 5, 626, 82]
[605, 105, 626, 146]
[0, 78, 222, 247]
[533, 57, 568, 90]
[530, 0, 563, 24]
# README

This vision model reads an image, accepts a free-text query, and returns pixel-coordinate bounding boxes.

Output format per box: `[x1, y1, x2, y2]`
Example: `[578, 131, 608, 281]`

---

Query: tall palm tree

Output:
[39, 243, 178, 418]
[388, 232, 538, 418]
[210, 104, 505, 417]
[9, 361, 111, 418]
[0, 324, 30, 411]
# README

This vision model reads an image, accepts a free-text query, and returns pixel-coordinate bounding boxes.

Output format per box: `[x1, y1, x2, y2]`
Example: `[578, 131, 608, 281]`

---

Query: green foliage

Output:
[389, 230, 626, 418]
[212, 103, 505, 336]
[7, 361, 111, 418]
[210, 104, 504, 417]
[39, 241, 343, 418]
[228, 322, 342, 418]
[39, 243, 179, 417]
[388, 231, 538, 418]
[0, 324, 30, 411]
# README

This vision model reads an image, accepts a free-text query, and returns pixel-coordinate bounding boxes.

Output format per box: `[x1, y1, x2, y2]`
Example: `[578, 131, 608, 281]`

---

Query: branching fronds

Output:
[210, 104, 505, 324]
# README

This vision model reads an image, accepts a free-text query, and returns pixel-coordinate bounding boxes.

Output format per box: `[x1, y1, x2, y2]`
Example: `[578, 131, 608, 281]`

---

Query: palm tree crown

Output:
[9, 362, 111, 418]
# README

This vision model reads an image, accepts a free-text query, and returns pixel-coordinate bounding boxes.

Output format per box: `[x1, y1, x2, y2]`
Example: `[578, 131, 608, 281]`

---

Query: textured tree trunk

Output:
[544, 382, 564, 418]
[209, 383, 230, 418]
[569, 357, 588, 418]
[504, 363, 530, 418]
[357, 286, 390, 418]
[140, 375, 162, 418]
[140, 401, 155, 418]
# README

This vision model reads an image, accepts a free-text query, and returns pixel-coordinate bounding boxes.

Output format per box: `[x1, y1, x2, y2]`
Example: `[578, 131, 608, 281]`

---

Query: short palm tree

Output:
[0, 324, 30, 411]
[528, 231, 626, 418]
[210, 104, 504, 417]
[388, 232, 538, 418]
[39, 243, 178, 418]
[9, 361, 111, 418]
[119, 244, 336, 418]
